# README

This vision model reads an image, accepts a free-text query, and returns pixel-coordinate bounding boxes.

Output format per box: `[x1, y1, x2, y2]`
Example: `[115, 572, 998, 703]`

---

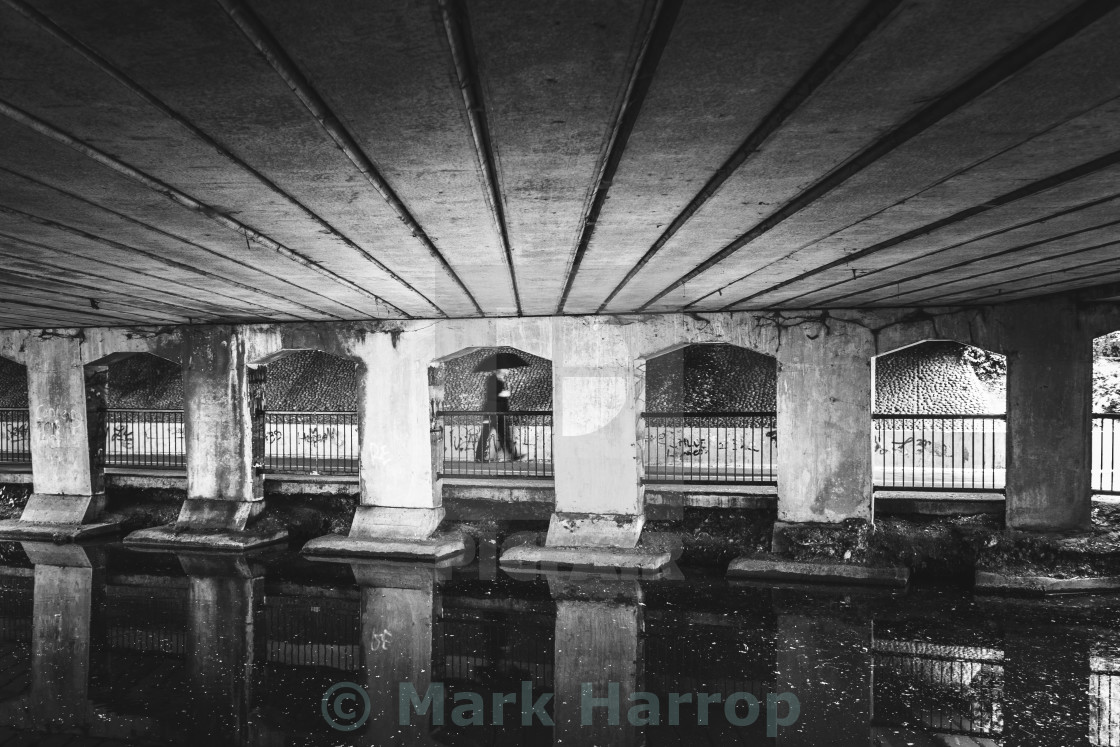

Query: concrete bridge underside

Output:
[1, 0, 1120, 326]
[2, 1, 1120, 566]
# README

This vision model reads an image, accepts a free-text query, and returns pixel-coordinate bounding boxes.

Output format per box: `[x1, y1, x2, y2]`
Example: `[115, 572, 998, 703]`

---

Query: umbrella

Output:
[473, 351, 530, 372]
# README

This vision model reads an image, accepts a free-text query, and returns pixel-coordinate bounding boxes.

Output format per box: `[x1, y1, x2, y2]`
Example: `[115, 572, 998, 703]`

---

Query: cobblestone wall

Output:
[440, 347, 552, 411]
[0, 358, 27, 408]
[94, 342, 1015, 415]
[645, 344, 776, 412]
[875, 342, 1006, 414]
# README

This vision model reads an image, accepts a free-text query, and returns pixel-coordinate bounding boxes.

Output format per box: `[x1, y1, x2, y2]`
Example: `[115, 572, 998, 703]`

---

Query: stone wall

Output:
[645, 344, 776, 412]
[875, 342, 1006, 415]
[440, 347, 552, 411]
[98, 341, 1014, 415]
[0, 357, 27, 408]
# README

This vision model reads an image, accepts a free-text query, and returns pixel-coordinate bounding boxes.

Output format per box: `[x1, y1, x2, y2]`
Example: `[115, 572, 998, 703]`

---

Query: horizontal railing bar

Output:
[873, 413, 1005, 420]
[266, 411, 357, 416]
[642, 411, 776, 418]
[105, 408, 183, 414]
[438, 410, 552, 417]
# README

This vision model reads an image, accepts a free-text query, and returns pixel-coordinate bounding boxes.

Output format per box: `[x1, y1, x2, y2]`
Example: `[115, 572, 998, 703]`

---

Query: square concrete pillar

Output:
[501, 319, 672, 570]
[126, 326, 285, 550]
[774, 320, 875, 525]
[303, 333, 467, 559]
[1004, 300, 1092, 530]
[0, 335, 118, 541]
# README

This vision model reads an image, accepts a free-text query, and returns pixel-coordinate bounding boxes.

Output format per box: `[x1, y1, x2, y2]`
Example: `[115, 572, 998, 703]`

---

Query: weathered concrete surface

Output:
[974, 570, 1120, 595]
[123, 524, 287, 551]
[26, 334, 99, 497]
[551, 578, 644, 747]
[0, 519, 118, 542]
[181, 325, 261, 508]
[301, 532, 469, 561]
[1003, 298, 1093, 530]
[1002, 627, 1091, 746]
[776, 317, 874, 523]
[500, 543, 673, 571]
[727, 558, 910, 587]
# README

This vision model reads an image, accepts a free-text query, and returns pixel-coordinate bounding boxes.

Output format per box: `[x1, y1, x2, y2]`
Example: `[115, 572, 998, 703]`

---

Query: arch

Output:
[1092, 331, 1120, 495]
[870, 339, 1007, 495]
[99, 351, 185, 472]
[0, 354, 30, 469]
[638, 342, 778, 488]
[430, 345, 554, 480]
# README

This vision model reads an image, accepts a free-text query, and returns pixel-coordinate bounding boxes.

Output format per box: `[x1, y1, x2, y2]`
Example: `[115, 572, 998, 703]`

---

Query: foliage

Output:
[1094, 331, 1120, 358]
[961, 345, 1006, 385]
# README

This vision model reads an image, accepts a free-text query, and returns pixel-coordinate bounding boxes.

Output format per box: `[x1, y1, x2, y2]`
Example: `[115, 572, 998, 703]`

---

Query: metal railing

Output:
[872, 640, 1004, 738]
[264, 411, 359, 475]
[438, 411, 553, 479]
[0, 408, 30, 463]
[641, 412, 776, 484]
[105, 409, 185, 469]
[873, 414, 1006, 491]
[1094, 414, 1120, 495]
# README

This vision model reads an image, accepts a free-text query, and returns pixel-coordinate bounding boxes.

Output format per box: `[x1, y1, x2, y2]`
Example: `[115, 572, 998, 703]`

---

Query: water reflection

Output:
[0, 542, 1118, 746]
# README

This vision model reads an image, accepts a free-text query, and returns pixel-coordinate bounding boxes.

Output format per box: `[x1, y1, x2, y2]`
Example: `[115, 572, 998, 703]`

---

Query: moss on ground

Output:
[0, 484, 30, 521]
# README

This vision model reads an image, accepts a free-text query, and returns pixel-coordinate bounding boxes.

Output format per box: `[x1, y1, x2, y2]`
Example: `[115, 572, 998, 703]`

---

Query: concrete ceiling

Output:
[1, 0, 1120, 328]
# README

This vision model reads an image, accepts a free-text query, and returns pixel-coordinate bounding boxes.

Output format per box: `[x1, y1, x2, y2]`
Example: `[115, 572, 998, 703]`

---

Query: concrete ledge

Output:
[443, 481, 554, 503]
[0, 472, 32, 484]
[646, 483, 777, 495]
[726, 557, 910, 587]
[875, 490, 1004, 516]
[500, 543, 673, 571]
[123, 524, 288, 551]
[646, 491, 776, 509]
[301, 531, 469, 560]
[975, 570, 1120, 596]
[0, 520, 120, 542]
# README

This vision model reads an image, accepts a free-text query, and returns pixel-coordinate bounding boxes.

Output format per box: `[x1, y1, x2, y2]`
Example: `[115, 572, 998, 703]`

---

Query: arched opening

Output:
[255, 350, 360, 476]
[872, 341, 1007, 492]
[1092, 331, 1120, 495]
[0, 355, 30, 472]
[640, 343, 777, 485]
[102, 352, 184, 470]
[431, 346, 553, 479]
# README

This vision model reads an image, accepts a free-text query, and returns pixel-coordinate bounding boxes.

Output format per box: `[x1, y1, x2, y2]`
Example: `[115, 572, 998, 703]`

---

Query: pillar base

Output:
[123, 524, 288, 551]
[545, 513, 645, 548]
[301, 531, 470, 560]
[727, 556, 910, 587]
[500, 541, 673, 571]
[0, 519, 120, 543]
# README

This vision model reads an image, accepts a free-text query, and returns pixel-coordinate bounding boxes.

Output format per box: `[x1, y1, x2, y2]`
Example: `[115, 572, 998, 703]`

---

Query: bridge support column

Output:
[773, 319, 875, 527]
[0, 334, 118, 540]
[1004, 299, 1093, 530]
[502, 319, 672, 570]
[126, 326, 286, 549]
[303, 333, 468, 559]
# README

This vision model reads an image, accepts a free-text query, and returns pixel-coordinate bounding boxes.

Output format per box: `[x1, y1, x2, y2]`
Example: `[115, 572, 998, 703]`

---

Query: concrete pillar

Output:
[303, 333, 468, 559]
[0, 335, 118, 540]
[551, 576, 644, 747]
[775, 320, 875, 525]
[351, 559, 445, 745]
[180, 553, 260, 745]
[126, 326, 286, 549]
[0, 543, 101, 732]
[501, 319, 671, 569]
[1004, 300, 1093, 530]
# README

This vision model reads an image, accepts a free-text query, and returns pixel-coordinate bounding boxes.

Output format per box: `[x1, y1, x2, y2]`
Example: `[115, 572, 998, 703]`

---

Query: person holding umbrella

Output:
[474, 351, 529, 462]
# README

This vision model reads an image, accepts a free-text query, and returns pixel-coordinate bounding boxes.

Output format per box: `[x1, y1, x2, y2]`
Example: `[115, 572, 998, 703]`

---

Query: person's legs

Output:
[475, 419, 493, 462]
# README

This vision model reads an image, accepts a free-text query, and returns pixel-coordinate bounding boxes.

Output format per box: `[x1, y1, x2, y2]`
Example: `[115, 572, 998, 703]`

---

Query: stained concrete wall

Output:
[777, 318, 875, 523]
[0, 298, 1111, 532]
[181, 326, 260, 503]
[1004, 298, 1093, 530]
[26, 336, 97, 497]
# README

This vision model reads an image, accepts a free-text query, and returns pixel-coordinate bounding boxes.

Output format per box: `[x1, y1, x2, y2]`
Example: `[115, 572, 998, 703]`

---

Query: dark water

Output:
[0, 541, 1117, 746]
